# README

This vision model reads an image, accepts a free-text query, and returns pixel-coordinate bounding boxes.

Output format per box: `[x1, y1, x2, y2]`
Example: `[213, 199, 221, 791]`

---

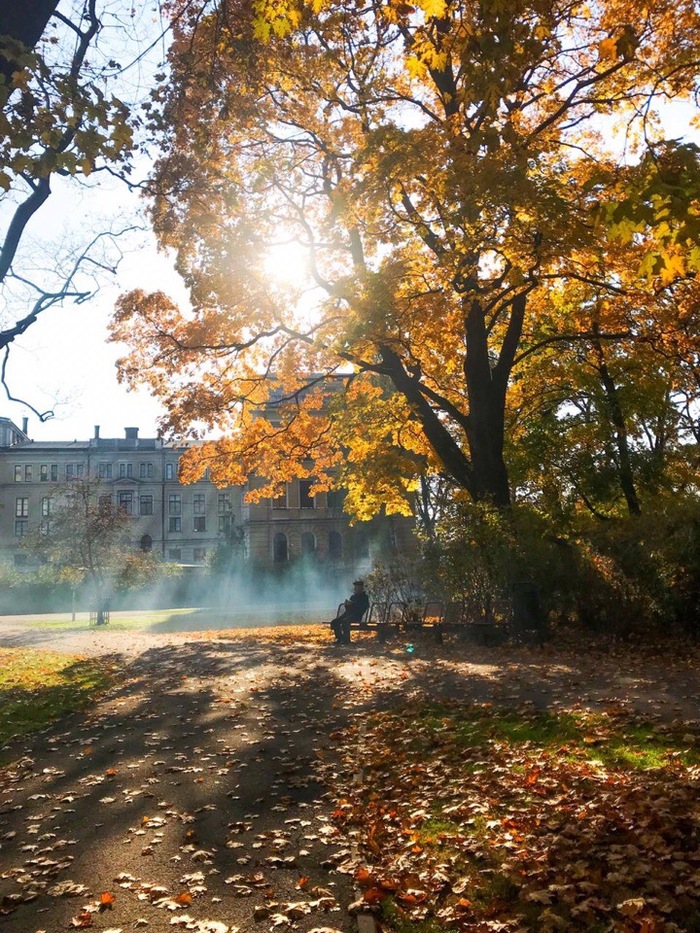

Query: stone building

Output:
[0, 417, 415, 572]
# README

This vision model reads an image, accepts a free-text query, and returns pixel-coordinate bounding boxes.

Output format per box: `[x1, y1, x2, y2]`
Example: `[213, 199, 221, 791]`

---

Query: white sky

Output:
[2, 173, 183, 443]
[1, 1, 182, 444]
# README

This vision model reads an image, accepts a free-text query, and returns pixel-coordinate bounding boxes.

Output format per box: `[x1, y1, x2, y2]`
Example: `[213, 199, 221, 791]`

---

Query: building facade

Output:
[0, 418, 415, 571]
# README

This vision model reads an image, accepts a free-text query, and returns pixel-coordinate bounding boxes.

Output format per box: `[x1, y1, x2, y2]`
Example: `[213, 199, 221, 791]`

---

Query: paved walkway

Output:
[0, 623, 698, 932]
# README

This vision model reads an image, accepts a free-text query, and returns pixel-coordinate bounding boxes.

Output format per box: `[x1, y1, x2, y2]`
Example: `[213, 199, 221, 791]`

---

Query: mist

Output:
[0, 556, 376, 633]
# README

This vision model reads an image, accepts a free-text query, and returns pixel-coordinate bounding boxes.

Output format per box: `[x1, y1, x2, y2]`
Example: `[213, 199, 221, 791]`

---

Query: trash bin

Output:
[511, 582, 543, 644]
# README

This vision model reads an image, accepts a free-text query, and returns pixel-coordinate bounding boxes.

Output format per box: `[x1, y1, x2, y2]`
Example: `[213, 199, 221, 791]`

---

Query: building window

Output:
[168, 548, 182, 561]
[14, 520, 28, 537]
[98, 462, 113, 480]
[218, 514, 232, 534]
[299, 479, 315, 509]
[329, 530, 343, 560]
[165, 462, 176, 480]
[140, 534, 152, 553]
[66, 463, 74, 479]
[272, 486, 288, 509]
[76, 463, 85, 478]
[139, 495, 153, 516]
[139, 462, 154, 479]
[99, 494, 112, 509]
[118, 462, 133, 479]
[301, 532, 316, 557]
[24, 465, 32, 482]
[40, 520, 52, 536]
[327, 489, 345, 509]
[40, 464, 58, 482]
[14, 465, 22, 482]
[169, 516, 182, 533]
[193, 493, 206, 514]
[15, 497, 29, 518]
[193, 547, 206, 563]
[193, 516, 206, 532]
[218, 494, 232, 513]
[41, 497, 53, 517]
[168, 494, 181, 515]
[273, 532, 288, 562]
[117, 491, 134, 515]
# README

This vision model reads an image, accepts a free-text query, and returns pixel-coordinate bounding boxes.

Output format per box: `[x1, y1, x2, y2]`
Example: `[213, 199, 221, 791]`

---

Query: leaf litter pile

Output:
[0, 625, 698, 933]
[333, 699, 700, 932]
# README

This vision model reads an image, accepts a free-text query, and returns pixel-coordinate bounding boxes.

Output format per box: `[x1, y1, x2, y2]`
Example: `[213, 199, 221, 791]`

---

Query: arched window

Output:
[140, 534, 152, 553]
[301, 532, 316, 557]
[273, 532, 288, 563]
[328, 530, 342, 560]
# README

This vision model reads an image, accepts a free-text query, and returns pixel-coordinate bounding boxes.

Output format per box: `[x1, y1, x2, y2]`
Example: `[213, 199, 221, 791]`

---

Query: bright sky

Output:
[2, 173, 182, 443]
[0, 2, 182, 444]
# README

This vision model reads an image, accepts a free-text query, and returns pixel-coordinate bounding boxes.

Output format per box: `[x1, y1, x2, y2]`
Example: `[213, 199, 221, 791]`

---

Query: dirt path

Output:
[0, 625, 698, 932]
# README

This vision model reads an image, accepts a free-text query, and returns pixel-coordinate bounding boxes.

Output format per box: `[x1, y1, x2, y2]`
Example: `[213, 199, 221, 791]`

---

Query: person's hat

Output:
[353, 579, 364, 587]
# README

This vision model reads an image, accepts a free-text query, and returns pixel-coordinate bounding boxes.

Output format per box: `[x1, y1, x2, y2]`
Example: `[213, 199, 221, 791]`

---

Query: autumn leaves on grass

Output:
[334, 701, 700, 932]
[0, 649, 113, 749]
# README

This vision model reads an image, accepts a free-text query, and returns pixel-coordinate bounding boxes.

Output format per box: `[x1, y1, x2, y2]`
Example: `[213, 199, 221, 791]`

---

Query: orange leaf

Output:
[362, 887, 386, 904]
[100, 891, 116, 908]
[174, 892, 192, 905]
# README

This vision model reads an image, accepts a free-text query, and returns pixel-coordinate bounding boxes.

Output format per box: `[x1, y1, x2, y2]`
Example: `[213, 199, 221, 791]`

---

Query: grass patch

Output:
[11, 608, 329, 634]
[347, 699, 700, 931]
[0, 648, 113, 751]
[11, 608, 196, 632]
[380, 897, 458, 933]
[414, 702, 700, 770]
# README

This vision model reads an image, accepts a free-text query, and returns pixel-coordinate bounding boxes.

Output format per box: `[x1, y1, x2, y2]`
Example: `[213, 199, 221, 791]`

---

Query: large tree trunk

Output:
[0, 1, 62, 88]
[592, 330, 641, 517]
[463, 297, 513, 507]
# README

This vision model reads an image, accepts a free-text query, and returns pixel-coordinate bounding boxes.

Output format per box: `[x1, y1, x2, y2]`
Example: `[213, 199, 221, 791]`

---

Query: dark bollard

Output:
[511, 582, 544, 646]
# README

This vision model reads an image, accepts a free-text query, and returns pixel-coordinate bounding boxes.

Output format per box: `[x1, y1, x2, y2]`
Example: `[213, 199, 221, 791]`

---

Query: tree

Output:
[112, 0, 700, 515]
[0, 1, 62, 88]
[508, 237, 700, 523]
[27, 478, 133, 623]
[0, 1, 150, 417]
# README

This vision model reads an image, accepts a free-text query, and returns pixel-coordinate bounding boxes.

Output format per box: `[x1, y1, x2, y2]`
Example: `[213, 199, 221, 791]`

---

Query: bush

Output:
[571, 497, 700, 636]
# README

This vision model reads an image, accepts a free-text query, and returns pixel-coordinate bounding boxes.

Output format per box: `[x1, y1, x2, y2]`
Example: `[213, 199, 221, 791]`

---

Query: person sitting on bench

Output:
[331, 580, 369, 645]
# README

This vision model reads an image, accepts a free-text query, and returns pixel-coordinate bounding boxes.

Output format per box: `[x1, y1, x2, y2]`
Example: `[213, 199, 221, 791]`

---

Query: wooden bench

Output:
[332, 597, 510, 645]
[334, 601, 402, 642]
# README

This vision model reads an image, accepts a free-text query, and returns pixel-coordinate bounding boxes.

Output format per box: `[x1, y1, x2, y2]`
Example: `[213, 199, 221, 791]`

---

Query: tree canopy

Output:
[112, 0, 700, 517]
[0, 1, 148, 419]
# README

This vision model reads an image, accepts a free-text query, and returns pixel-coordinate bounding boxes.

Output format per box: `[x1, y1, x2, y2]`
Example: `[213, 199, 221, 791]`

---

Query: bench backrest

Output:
[368, 601, 389, 624]
[423, 601, 444, 625]
[444, 600, 465, 625]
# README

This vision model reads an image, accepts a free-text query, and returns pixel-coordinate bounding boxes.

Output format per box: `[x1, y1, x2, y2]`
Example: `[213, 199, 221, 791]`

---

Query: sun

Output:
[263, 237, 311, 290]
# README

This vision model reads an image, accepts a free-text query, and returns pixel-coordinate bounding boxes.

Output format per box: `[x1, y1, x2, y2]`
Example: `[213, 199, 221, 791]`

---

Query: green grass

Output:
[8, 607, 327, 633]
[414, 703, 700, 770]
[0, 648, 113, 751]
[380, 897, 458, 933]
[10, 608, 196, 632]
